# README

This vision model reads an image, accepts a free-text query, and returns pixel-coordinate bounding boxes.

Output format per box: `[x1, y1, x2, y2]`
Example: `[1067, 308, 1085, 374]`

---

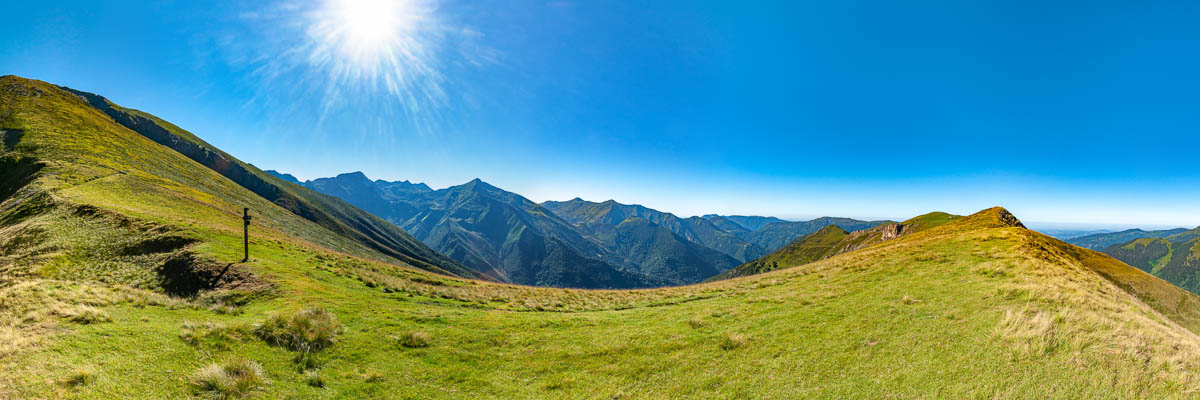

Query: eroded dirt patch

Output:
[158, 252, 271, 297]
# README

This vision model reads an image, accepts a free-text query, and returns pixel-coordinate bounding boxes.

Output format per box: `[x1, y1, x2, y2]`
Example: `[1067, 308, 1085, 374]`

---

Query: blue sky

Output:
[3, 0, 1200, 227]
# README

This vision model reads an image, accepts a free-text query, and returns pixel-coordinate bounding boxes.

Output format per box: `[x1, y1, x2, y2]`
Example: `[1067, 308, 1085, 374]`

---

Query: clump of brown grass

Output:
[53, 305, 112, 324]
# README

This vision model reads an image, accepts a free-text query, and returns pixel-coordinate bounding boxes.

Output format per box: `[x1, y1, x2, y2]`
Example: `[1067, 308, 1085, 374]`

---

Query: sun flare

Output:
[306, 0, 437, 90]
[324, 0, 419, 63]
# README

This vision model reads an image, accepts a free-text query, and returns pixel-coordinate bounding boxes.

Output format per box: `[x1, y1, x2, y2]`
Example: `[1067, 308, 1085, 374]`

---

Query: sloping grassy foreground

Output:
[4, 75, 1200, 398]
[6, 206, 1200, 398]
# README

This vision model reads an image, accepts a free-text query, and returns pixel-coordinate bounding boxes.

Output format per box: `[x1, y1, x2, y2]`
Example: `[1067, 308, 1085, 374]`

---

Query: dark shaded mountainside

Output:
[297, 172, 889, 287]
[304, 173, 663, 288]
[711, 212, 963, 280]
[538, 198, 745, 283]
[540, 199, 886, 266]
[0, 75, 476, 284]
[305, 172, 745, 287]
[701, 214, 888, 251]
[1102, 227, 1200, 294]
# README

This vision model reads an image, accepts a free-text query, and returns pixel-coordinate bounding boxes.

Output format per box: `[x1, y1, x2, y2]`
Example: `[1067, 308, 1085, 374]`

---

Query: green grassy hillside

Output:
[16, 78, 474, 279]
[5, 76, 1200, 398]
[1068, 228, 1191, 250]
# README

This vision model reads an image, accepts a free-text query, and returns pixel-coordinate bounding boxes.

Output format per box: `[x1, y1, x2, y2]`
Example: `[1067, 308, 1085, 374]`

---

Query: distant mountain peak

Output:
[336, 171, 371, 180]
[264, 170, 301, 184]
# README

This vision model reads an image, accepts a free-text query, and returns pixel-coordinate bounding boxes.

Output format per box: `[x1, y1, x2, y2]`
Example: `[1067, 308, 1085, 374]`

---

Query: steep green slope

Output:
[305, 173, 658, 288]
[712, 212, 962, 280]
[1105, 227, 1200, 294]
[1068, 228, 1190, 250]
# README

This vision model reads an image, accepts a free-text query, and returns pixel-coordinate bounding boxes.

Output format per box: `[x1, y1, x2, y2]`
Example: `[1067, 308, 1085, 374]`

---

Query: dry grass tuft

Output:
[53, 305, 112, 324]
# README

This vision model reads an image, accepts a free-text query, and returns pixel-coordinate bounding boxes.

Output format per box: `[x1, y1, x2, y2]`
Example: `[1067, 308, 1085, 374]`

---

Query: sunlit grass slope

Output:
[2, 75, 472, 279]
[4, 76, 1200, 398]
[712, 211, 963, 281]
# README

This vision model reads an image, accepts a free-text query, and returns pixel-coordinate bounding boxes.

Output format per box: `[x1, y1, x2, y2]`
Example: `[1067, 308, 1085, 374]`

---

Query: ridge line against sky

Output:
[3, 0, 1200, 227]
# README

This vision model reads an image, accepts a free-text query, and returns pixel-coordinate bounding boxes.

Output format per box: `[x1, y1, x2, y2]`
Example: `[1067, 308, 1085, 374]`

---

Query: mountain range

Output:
[1065, 228, 1191, 250]
[293, 172, 886, 287]
[1098, 227, 1200, 293]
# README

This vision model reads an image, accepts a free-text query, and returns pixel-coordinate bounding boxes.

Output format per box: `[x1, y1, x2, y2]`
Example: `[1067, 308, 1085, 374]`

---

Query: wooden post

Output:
[242, 208, 251, 262]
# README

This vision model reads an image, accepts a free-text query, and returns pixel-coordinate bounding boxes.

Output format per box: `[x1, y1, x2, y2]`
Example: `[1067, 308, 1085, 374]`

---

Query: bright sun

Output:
[308, 0, 432, 81]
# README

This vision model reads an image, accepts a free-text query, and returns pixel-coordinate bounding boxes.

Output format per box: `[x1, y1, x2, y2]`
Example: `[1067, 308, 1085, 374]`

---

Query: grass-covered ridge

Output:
[4, 75, 1200, 397]
[712, 211, 964, 281]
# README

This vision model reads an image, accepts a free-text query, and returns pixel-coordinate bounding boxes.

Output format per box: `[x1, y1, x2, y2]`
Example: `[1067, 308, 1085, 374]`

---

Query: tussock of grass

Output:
[719, 332, 749, 350]
[303, 371, 325, 388]
[254, 307, 340, 353]
[397, 331, 431, 348]
[62, 368, 96, 387]
[191, 358, 268, 399]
